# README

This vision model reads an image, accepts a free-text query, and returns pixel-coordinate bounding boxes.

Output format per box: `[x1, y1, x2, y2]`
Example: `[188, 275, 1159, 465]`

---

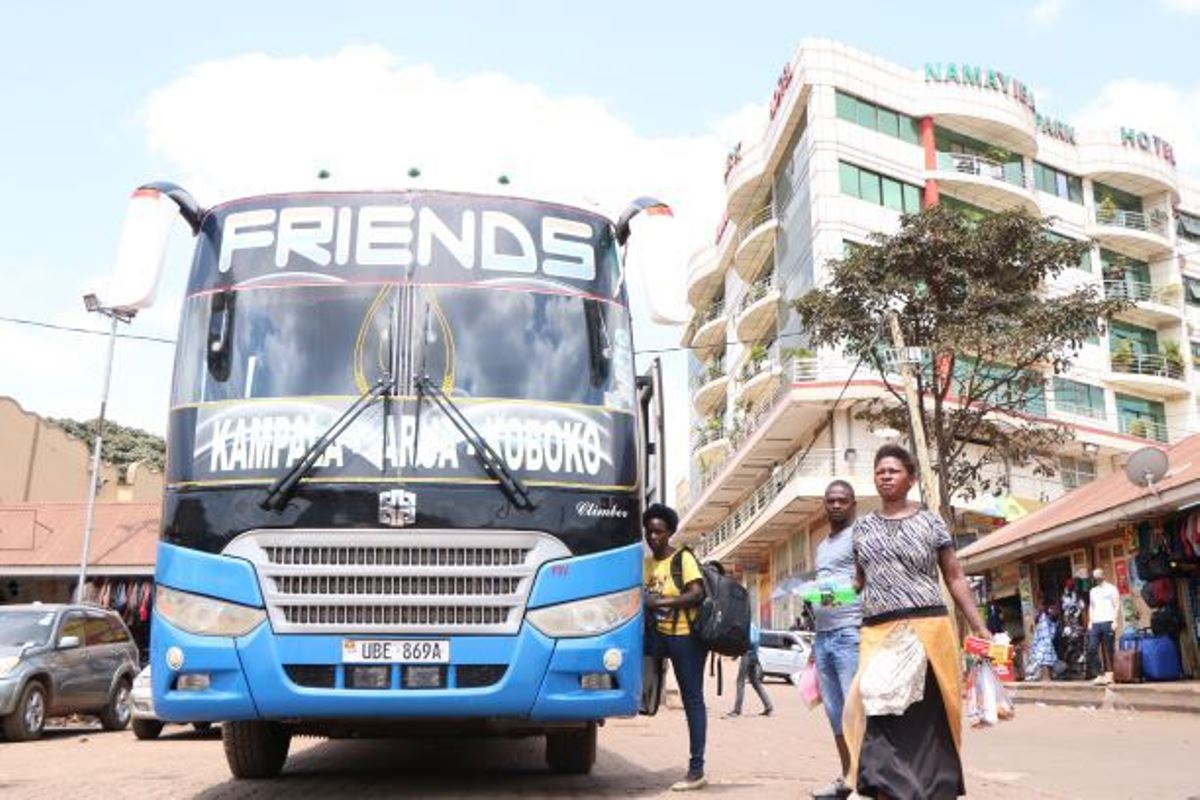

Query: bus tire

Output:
[222, 721, 291, 779]
[545, 722, 597, 774]
[132, 718, 164, 740]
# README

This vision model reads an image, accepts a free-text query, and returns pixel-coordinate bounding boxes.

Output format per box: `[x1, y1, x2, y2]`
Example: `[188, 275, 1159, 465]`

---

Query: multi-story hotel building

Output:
[677, 40, 1200, 627]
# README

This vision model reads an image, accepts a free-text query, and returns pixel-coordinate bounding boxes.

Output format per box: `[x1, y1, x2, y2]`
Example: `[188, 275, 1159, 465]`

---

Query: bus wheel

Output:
[545, 722, 597, 774]
[132, 718, 164, 740]
[222, 721, 291, 779]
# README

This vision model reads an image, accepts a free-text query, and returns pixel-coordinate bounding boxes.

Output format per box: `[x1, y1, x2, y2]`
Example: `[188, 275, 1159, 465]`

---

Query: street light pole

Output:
[75, 308, 123, 603]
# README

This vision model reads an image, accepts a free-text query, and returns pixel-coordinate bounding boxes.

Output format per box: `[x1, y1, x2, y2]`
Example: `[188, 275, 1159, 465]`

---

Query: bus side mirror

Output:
[88, 184, 202, 315]
[207, 290, 236, 382]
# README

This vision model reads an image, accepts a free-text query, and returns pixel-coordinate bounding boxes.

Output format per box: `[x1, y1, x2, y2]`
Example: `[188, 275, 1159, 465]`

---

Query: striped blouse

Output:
[853, 509, 952, 621]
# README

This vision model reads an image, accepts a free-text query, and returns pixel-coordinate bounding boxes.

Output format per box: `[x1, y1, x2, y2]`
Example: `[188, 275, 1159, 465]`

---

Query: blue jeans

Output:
[814, 626, 860, 735]
[663, 633, 707, 773]
[1088, 621, 1115, 676]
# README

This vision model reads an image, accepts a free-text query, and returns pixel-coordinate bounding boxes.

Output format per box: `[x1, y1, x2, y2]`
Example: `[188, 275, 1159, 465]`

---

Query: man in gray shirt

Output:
[810, 480, 862, 800]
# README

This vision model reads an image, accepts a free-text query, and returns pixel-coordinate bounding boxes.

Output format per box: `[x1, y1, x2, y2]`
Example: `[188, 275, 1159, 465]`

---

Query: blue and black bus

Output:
[106, 185, 667, 778]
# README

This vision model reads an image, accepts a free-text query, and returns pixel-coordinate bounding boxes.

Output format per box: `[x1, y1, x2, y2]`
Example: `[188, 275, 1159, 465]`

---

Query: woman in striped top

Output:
[842, 444, 990, 800]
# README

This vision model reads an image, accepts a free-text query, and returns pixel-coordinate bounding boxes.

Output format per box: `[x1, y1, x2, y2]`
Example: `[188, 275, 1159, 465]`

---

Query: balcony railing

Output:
[738, 343, 779, 384]
[1103, 279, 1181, 307]
[695, 447, 872, 558]
[1119, 415, 1169, 443]
[737, 272, 779, 314]
[738, 206, 776, 245]
[1095, 208, 1168, 235]
[691, 357, 727, 391]
[692, 422, 728, 450]
[936, 152, 1024, 188]
[1109, 352, 1185, 381]
[695, 298, 726, 329]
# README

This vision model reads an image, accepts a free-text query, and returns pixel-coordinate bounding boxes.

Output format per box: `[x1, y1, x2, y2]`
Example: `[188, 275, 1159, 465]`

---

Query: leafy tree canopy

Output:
[794, 205, 1130, 513]
[49, 417, 165, 472]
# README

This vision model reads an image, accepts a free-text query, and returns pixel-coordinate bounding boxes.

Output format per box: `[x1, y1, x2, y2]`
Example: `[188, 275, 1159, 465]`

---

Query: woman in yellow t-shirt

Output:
[643, 503, 707, 791]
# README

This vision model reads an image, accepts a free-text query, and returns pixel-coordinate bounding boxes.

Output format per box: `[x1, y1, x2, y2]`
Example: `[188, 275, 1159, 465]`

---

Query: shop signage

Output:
[924, 62, 1076, 145]
[1114, 558, 1131, 595]
[1120, 127, 1176, 166]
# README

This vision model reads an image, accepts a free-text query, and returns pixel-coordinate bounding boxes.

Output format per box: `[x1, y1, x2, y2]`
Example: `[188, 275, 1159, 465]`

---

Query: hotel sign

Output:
[924, 62, 1076, 145]
[1121, 127, 1176, 166]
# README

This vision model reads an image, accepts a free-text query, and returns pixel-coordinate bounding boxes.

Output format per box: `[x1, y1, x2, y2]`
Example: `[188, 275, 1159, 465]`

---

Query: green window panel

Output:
[838, 161, 923, 214]
[881, 177, 904, 212]
[1032, 161, 1083, 204]
[1053, 377, 1106, 418]
[835, 91, 857, 122]
[1109, 320, 1159, 355]
[1094, 181, 1143, 214]
[839, 161, 859, 195]
[834, 91, 920, 146]
[1100, 249, 1150, 283]
[902, 183, 921, 213]
[1184, 276, 1200, 307]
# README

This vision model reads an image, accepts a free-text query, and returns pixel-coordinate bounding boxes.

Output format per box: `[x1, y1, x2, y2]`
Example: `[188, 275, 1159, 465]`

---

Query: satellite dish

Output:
[1124, 446, 1169, 495]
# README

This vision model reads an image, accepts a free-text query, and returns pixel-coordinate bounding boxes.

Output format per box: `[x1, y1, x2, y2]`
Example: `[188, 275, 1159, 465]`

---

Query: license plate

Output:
[342, 639, 450, 664]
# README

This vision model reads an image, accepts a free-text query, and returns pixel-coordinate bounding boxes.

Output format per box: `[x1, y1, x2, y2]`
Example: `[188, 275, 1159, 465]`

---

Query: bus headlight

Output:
[156, 585, 266, 637]
[525, 587, 641, 638]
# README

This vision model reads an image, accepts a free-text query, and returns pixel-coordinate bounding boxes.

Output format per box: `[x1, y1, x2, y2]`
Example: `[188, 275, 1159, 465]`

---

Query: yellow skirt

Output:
[843, 614, 963, 797]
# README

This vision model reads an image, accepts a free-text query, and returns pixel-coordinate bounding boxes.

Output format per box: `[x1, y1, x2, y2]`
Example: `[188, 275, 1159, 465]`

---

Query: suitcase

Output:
[1112, 645, 1140, 684]
[1139, 633, 1183, 682]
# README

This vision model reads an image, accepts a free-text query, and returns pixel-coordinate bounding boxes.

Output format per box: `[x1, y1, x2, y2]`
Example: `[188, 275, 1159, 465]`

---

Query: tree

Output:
[49, 417, 166, 471]
[794, 205, 1130, 517]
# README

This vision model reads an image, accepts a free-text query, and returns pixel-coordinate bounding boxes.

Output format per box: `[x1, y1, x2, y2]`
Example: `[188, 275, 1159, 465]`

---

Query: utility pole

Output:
[76, 299, 132, 603]
[886, 310, 942, 516]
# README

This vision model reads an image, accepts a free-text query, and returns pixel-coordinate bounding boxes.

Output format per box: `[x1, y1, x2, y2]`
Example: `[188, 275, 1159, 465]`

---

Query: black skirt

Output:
[856, 667, 965, 800]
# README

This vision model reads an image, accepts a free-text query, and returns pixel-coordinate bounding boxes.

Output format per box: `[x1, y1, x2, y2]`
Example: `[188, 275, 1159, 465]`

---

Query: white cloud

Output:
[1162, 0, 1200, 12]
[1073, 78, 1200, 184]
[1029, 0, 1067, 25]
[136, 45, 759, 499]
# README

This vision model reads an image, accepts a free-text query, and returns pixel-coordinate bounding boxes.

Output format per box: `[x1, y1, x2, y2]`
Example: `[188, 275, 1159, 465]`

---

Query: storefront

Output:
[0, 501, 159, 663]
[960, 436, 1200, 682]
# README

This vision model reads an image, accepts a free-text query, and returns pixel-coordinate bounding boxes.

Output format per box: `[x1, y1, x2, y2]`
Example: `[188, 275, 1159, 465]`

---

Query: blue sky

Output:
[1, 0, 1197, 493]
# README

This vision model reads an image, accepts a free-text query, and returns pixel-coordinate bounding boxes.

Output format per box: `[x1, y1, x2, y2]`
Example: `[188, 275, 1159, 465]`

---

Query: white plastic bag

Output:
[859, 623, 928, 716]
[966, 660, 1015, 728]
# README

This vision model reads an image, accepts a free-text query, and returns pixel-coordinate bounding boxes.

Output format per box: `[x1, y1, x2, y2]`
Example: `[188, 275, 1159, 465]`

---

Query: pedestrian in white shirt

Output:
[1087, 568, 1120, 685]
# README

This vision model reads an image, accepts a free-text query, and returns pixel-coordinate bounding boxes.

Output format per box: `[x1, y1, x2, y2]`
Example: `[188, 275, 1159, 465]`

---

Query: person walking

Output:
[809, 480, 861, 800]
[842, 444, 992, 800]
[726, 619, 773, 718]
[1087, 567, 1120, 685]
[643, 502, 708, 792]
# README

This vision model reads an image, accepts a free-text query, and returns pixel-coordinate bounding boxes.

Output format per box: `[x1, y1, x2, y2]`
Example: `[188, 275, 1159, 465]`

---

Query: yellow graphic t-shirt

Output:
[644, 549, 703, 636]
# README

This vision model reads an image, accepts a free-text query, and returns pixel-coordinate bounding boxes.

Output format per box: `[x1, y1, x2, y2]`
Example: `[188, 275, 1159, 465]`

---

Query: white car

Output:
[757, 629, 814, 683]
[130, 666, 215, 740]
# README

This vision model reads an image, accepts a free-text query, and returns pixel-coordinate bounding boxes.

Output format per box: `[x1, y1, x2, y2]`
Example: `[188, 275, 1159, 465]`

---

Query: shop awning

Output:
[0, 501, 159, 576]
[958, 433, 1200, 571]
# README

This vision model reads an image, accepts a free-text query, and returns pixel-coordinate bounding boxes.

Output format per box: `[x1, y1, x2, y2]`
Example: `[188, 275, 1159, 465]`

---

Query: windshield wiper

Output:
[261, 376, 394, 511]
[415, 375, 535, 511]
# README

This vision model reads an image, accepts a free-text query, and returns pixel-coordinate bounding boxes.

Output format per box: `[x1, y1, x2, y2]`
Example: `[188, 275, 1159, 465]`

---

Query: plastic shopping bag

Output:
[797, 662, 822, 709]
[965, 660, 1015, 728]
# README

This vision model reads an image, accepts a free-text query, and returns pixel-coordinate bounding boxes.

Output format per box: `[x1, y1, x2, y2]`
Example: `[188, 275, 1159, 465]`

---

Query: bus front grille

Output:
[223, 529, 570, 635]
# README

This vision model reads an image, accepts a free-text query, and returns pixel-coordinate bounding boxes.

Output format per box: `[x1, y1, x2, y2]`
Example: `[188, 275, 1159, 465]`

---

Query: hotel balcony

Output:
[732, 206, 779, 281]
[691, 299, 728, 353]
[693, 420, 730, 469]
[1107, 352, 1189, 398]
[928, 152, 1038, 213]
[691, 359, 729, 417]
[1117, 415, 1170, 444]
[1088, 208, 1173, 262]
[734, 347, 784, 408]
[733, 273, 781, 344]
[685, 244, 723, 308]
[693, 447, 876, 567]
[1104, 279, 1183, 326]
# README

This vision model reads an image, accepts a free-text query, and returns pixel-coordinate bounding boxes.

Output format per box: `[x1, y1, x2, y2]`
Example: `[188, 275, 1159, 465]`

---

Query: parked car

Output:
[0, 603, 139, 740]
[131, 666, 215, 740]
[758, 629, 814, 683]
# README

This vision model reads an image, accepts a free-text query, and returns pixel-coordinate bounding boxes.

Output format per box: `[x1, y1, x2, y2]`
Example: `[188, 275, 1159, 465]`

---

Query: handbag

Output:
[797, 661, 822, 709]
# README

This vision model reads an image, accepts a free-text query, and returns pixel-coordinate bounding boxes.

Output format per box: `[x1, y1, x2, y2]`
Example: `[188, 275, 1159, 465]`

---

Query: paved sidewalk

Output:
[0, 666, 1197, 798]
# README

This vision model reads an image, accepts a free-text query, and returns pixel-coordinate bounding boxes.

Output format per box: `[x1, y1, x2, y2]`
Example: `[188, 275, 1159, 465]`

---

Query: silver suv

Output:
[0, 603, 139, 740]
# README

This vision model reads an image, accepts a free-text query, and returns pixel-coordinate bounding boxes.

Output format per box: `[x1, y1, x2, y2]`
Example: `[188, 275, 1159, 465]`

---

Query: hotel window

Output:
[1191, 341, 1200, 368]
[1052, 377, 1106, 419]
[1184, 276, 1200, 307]
[1059, 456, 1097, 489]
[1116, 393, 1167, 442]
[834, 91, 920, 144]
[1179, 212, 1200, 242]
[1045, 230, 1093, 273]
[1093, 181, 1143, 214]
[1032, 162, 1083, 204]
[838, 162, 922, 213]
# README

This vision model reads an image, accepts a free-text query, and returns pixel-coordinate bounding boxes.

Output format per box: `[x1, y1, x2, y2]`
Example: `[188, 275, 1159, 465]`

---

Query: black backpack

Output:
[670, 547, 752, 657]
